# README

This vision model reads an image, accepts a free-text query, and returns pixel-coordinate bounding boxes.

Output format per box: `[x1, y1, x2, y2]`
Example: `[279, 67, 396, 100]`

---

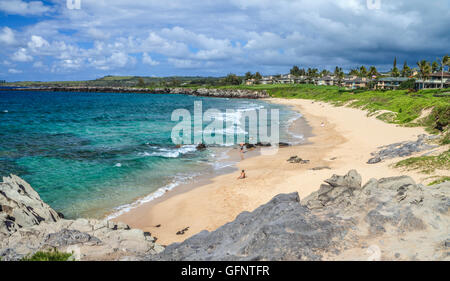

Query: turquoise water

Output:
[0, 91, 303, 218]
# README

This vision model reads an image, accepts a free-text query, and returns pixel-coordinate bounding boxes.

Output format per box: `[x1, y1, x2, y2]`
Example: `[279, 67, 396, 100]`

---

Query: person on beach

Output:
[237, 170, 246, 179]
[239, 143, 245, 159]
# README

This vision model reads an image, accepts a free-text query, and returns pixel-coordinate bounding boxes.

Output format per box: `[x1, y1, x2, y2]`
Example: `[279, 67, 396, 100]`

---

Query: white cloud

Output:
[90, 51, 136, 70]
[168, 58, 203, 69]
[0, 0, 50, 16]
[27, 35, 49, 49]
[142, 53, 159, 66]
[33, 61, 45, 68]
[8, 68, 22, 74]
[11, 48, 33, 62]
[0, 27, 16, 45]
[1, 0, 449, 79]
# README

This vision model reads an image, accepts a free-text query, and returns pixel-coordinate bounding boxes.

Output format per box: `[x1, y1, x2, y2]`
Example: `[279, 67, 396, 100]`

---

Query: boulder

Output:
[0, 175, 164, 261]
[0, 175, 62, 236]
[368, 135, 438, 164]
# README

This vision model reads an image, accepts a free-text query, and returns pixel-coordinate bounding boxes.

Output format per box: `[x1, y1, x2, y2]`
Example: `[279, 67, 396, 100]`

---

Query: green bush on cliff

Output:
[21, 249, 73, 261]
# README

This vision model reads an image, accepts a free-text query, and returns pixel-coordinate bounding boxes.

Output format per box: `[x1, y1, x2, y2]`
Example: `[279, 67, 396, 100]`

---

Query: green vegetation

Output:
[428, 176, 450, 186]
[264, 84, 449, 135]
[21, 249, 73, 261]
[398, 79, 416, 90]
[395, 150, 450, 174]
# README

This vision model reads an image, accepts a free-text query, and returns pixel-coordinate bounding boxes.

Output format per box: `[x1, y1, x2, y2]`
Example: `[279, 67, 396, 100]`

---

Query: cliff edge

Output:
[0, 175, 164, 261]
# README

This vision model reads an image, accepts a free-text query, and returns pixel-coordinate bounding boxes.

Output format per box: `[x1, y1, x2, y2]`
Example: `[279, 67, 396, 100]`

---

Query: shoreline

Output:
[115, 97, 432, 245]
[0, 86, 269, 99]
[106, 107, 311, 220]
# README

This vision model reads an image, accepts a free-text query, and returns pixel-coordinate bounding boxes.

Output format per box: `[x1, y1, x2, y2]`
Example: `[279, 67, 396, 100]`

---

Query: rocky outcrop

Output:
[150, 170, 449, 261]
[3, 87, 269, 99]
[151, 193, 349, 261]
[0, 175, 62, 236]
[367, 134, 439, 164]
[2, 171, 448, 261]
[0, 175, 163, 261]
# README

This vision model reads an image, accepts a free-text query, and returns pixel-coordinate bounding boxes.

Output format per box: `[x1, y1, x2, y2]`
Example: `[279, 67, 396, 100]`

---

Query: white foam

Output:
[114, 163, 122, 167]
[140, 144, 197, 158]
[106, 173, 199, 220]
[285, 112, 305, 144]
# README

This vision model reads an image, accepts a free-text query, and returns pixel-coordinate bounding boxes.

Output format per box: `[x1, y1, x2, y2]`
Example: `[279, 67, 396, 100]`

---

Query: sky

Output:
[0, 0, 449, 81]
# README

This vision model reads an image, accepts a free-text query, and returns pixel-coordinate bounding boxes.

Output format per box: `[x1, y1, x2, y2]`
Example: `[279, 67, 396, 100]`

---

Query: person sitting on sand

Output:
[237, 170, 246, 179]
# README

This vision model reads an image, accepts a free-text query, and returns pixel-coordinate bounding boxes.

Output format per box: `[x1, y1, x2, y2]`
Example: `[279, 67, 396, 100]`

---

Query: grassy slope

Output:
[252, 84, 449, 183]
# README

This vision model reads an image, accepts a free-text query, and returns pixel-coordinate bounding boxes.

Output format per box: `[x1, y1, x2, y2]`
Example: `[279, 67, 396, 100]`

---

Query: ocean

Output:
[0, 90, 305, 219]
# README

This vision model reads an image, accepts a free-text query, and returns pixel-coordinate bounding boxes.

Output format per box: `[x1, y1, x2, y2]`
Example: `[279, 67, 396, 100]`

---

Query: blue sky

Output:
[0, 0, 449, 81]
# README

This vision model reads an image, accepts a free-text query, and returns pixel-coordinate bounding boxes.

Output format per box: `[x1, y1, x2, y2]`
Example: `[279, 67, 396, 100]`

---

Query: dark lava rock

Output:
[256, 142, 272, 147]
[44, 229, 102, 247]
[149, 193, 348, 261]
[287, 156, 309, 164]
[368, 135, 438, 164]
[278, 142, 290, 147]
[196, 143, 207, 150]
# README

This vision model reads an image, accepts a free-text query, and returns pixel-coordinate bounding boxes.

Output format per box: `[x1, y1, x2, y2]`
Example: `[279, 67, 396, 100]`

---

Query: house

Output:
[317, 76, 337, 86]
[343, 77, 369, 89]
[260, 76, 274, 85]
[376, 77, 409, 90]
[245, 78, 256, 85]
[415, 72, 450, 89]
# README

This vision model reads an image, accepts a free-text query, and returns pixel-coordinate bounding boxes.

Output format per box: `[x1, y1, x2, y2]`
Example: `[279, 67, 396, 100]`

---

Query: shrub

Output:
[21, 250, 73, 261]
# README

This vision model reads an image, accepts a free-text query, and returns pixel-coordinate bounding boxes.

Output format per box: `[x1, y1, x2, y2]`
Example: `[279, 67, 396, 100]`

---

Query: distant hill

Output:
[5, 75, 226, 88]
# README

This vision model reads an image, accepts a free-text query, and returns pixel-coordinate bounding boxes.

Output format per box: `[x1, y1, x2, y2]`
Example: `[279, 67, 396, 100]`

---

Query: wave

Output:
[106, 173, 199, 220]
[139, 144, 198, 158]
[286, 112, 305, 145]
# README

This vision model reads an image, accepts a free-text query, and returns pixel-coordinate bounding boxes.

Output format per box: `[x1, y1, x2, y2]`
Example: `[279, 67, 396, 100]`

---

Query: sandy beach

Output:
[115, 98, 431, 245]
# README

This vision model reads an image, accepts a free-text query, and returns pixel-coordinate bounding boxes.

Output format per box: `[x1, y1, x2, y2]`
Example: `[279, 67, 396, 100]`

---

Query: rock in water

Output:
[196, 143, 207, 150]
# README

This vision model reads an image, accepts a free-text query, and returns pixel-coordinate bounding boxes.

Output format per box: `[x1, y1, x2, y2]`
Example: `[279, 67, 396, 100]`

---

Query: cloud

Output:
[168, 58, 202, 69]
[11, 48, 33, 62]
[27, 35, 49, 50]
[8, 68, 22, 74]
[0, 0, 50, 16]
[32, 61, 46, 68]
[0, 0, 449, 80]
[142, 53, 159, 66]
[0, 27, 16, 45]
[90, 51, 136, 70]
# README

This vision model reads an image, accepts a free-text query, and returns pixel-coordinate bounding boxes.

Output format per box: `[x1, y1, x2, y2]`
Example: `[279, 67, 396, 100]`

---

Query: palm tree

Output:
[368, 66, 378, 78]
[306, 68, 318, 84]
[438, 55, 449, 89]
[401, 61, 411, 77]
[391, 57, 400, 77]
[349, 68, 359, 76]
[359, 66, 368, 78]
[416, 60, 431, 89]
